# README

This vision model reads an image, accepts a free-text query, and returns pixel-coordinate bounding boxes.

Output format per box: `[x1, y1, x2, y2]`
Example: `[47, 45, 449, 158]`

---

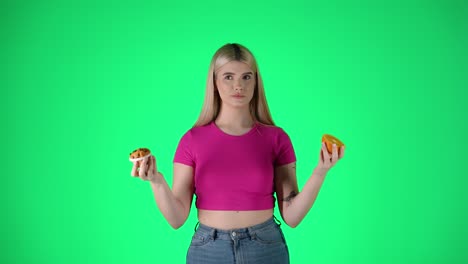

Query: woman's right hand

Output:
[131, 155, 163, 183]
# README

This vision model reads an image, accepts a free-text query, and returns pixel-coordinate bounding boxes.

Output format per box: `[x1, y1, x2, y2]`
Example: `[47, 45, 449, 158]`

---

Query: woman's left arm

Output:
[274, 142, 345, 228]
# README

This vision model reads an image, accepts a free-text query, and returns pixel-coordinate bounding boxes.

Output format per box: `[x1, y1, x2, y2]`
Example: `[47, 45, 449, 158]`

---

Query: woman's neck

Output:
[215, 106, 254, 129]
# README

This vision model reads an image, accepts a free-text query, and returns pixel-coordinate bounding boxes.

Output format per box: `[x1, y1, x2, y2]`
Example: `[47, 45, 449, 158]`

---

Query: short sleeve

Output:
[274, 129, 296, 166]
[173, 131, 195, 167]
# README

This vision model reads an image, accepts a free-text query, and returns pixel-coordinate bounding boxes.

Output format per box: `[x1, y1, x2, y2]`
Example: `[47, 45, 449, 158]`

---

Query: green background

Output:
[3, 0, 467, 263]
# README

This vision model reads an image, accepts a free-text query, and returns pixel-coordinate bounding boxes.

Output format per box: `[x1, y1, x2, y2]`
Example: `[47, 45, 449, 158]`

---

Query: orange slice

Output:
[322, 134, 344, 154]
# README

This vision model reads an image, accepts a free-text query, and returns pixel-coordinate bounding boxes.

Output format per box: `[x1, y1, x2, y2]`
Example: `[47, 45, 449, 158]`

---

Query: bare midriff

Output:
[197, 209, 274, 229]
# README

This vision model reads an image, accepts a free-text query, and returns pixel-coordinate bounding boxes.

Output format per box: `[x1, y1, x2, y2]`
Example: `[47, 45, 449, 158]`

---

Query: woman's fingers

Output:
[149, 156, 155, 174]
[317, 142, 345, 172]
[322, 143, 331, 163]
[139, 156, 149, 179]
[339, 146, 345, 159]
[148, 156, 156, 180]
[131, 155, 159, 181]
[131, 161, 140, 177]
[320, 148, 324, 163]
[154, 156, 158, 173]
[332, 144, 339, 162]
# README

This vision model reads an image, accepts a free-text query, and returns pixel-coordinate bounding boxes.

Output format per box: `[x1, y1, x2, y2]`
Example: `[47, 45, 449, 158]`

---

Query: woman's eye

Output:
[224, 75, 233, 80]
[243, 75, 251, 80]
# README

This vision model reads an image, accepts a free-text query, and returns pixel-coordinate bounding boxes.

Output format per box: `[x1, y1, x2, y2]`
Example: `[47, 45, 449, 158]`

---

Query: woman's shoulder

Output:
[179, 122, 213, 138]
[256, 123, 294, 150]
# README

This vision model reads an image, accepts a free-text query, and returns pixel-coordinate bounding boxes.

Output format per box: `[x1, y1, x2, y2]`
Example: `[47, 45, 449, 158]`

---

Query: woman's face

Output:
[215, 61, 255, 109]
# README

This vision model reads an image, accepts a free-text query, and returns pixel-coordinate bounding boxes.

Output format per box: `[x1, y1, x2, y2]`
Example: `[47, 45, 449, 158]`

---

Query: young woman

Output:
[131, 43, 345, 264]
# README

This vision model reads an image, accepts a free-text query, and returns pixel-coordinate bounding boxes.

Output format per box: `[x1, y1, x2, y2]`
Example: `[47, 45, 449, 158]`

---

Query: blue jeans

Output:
[186, 216, 289, 264]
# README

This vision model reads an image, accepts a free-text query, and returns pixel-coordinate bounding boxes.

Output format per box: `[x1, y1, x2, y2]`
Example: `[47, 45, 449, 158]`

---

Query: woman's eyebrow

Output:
[222, 72, 253, 75]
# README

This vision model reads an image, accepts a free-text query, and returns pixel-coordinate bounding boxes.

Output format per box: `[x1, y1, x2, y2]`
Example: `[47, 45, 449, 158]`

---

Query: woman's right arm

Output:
[133, 156, 194, 229]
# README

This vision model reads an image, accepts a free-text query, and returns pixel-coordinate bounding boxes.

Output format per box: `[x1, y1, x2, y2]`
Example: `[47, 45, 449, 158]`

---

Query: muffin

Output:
[322, 134, 344, 154]
[129, 148, 151, 162]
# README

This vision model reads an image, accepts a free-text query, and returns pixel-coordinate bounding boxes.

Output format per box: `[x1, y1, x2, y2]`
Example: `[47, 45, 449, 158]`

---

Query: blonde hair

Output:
[194, 43, 275, 127]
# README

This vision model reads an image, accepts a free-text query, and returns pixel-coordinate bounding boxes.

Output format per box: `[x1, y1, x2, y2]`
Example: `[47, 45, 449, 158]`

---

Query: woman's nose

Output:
[234, 79, 243, 90]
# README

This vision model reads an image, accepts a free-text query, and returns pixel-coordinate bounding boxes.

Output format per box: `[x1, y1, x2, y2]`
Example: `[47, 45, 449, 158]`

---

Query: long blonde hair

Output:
[194, 43, 275, 127]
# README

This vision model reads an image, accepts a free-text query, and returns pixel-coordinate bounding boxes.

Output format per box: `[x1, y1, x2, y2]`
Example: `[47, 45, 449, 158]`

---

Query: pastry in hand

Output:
[129, 148, 151, 162]
[322, 134, 344, 154]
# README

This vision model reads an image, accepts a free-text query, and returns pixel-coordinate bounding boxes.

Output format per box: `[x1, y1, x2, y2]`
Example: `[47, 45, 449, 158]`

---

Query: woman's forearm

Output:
[283, 169, 327, 227]
[149, 175, 188, 229]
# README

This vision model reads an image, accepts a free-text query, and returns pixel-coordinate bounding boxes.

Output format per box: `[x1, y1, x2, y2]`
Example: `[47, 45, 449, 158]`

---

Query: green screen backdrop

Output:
[3, 0, 467, 263]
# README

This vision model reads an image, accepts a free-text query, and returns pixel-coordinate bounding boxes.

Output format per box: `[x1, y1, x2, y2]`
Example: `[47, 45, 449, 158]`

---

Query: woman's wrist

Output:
[149, 172, 165, 185]
[313, 168, 328, 178]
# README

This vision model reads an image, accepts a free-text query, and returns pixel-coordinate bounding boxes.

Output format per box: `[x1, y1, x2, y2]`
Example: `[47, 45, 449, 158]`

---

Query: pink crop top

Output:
[173, 121, 296, 210]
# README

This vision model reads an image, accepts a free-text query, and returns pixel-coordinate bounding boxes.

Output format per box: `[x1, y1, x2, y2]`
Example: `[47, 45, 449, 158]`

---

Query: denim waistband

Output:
[194, 216, 281, 241]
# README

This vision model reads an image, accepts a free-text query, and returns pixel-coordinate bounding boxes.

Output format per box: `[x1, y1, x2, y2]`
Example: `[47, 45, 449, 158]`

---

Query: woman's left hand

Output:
[315, 142, 345, 176]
